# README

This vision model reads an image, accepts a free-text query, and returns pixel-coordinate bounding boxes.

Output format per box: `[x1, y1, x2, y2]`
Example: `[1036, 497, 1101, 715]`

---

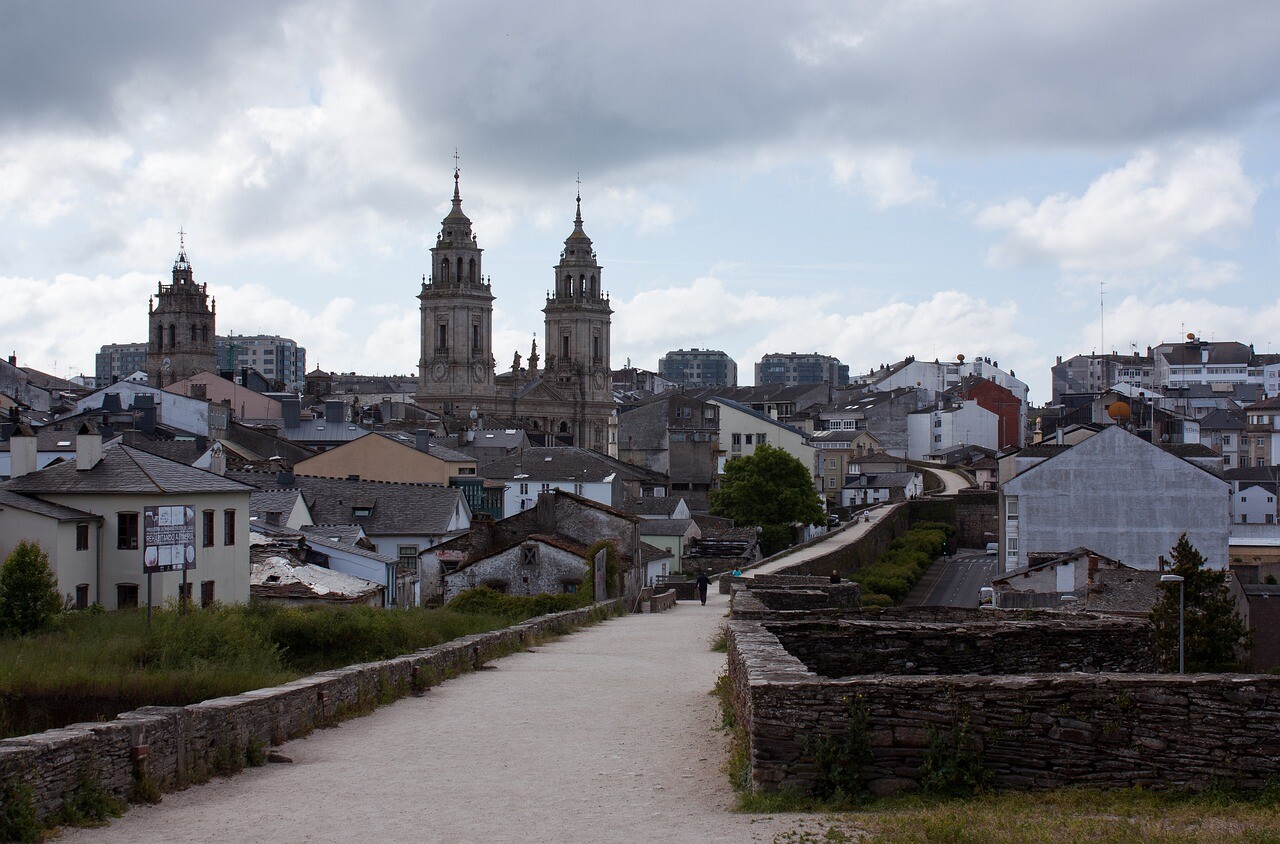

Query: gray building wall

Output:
[442, 541, 587, 600]
[1001, 426, 1229, 572]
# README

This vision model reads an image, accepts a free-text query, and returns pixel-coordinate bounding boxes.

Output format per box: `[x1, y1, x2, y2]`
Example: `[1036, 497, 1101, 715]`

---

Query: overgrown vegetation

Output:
[1150, 533, 1252, 672]
[710, 444, 826, 556]
[0, 601, 525, 737]
[767, 784, 1280, 843]
[856, 521, 953, 605]
[711, 671, 751, 792]
[805, 696, 874, 803]
[51, 767, 124, 828]
[444, 585, 590, 620]
[0, 540, 62, 636]
[0, 780, 42, 843]
[919, 715, 992, 797]
[581, 540, 621, 601]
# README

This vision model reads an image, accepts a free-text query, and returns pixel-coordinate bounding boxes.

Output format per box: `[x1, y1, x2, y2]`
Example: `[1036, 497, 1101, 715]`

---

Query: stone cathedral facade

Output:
[415, 170, 614, 450]
[146, 245, 217, 388]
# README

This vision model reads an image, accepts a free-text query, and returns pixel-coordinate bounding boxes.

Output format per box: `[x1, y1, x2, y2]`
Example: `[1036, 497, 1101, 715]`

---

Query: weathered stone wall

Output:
[0, 600, 625, 824]
[953, 490, 997, 548]
[728, 615, 1280, 795]
[648, 589, 678, 613]
[769, 615, 1153, 677]
[771, 506, 910, 580]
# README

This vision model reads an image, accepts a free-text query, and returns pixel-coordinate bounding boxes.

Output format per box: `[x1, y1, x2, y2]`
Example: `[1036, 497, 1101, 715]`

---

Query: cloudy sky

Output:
[2, 1, 1278, 403]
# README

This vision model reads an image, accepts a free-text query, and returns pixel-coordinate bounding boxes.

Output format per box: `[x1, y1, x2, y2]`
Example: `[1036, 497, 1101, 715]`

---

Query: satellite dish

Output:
[1107, 401, 1132, 422]
[1186, 332, 1196, 340]
[956, 354, 965, 363]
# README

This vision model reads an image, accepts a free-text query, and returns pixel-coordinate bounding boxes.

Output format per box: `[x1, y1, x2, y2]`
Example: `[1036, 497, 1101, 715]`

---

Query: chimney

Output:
[102, 392, 123, 414]
[75, 422, 103, 471]
[469, 514, 496, 558]
[324, 399, 344, 423]
[135, 394, 157, 435]
[282, 395, 301, 428]
[415, 429, 431, 454]
[536, 491, 556, 533]
[208, 442, 227, 476]
[7, 353, 15, 366]
[381, 398, 392, 424]
[9, 422, 37, 478]
[195, 434, 208, 453]
[275, 463, 295, 486]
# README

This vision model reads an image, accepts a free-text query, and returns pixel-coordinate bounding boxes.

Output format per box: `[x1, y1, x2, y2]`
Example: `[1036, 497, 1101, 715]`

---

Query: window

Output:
[1006, 537, 1018, 558]
[76, 523, 90, 551]
[75, 584, 89, 609]
[203, 510, 215, 547]
[179, 582, 193, 608]
[201, 580, 215, 608]
[116, 583, 139, 610]
[574, 483, 583, 495]
[223, 509, 236, 546]
[1006, 498, 1018, 522]
[562, 582, 578, 594]
[398, 545, 419, 568]
[472, 323, 481, 354]
[731, 433, 741, 446]
[437, 323, 448, 351]
[519, 482, 529, 495]
[540, 483, 551, 492]
[117, 512, 139, 550]
[757, 433, 766, 445]
[561, 335, 570, 359]
[745, 434, 753, 445]
[521, 545, 538, 565]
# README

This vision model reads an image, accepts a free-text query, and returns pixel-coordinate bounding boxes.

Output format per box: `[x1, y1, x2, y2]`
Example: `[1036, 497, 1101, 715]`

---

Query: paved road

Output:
[909, 549, 997, 608]
[60, 590, 801, 844]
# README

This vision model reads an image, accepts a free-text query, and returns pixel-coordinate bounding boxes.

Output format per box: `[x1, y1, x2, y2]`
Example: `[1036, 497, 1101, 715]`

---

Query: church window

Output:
[471, 323, 481, 355]
[468, 258, 475, 284]
[590, 275, 597, 296]
[456, 257, 463, 282]
[561, 335, 570, 360]
[202, 325, 209, 342]
[593, 335, 601, 362]
[190, 324, 197, 342]
[155, 324, 164, 350]
[437, 323, 448, 352]
[168, 324, 176, 348]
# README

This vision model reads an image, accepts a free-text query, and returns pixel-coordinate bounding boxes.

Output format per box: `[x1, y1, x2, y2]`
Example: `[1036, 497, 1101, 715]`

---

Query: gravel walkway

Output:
[59, 590, 801, 844]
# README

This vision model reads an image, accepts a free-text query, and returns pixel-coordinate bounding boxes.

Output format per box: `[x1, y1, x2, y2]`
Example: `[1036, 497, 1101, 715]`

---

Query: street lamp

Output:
[1160, 574, 1185, 674]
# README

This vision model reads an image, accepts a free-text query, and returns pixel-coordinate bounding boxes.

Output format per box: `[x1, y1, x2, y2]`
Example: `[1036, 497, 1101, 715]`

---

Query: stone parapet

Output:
[0, 600, 625, 823]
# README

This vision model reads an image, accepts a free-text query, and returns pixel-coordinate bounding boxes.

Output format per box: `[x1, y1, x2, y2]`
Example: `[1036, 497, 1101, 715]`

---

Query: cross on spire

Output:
[178, 227, 186, 250]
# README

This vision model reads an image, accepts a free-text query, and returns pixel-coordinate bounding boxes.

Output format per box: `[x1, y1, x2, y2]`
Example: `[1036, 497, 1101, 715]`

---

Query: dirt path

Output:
[59, 591, 802, 844]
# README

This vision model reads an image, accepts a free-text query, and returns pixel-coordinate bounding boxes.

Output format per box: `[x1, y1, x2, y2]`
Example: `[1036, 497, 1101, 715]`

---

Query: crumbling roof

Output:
[250, 553, 384, 603]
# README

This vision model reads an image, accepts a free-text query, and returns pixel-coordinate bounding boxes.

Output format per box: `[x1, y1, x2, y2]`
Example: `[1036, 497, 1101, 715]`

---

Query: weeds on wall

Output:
[51, 767, 124, 828]
[805, 696, 873, 802]
[919, 715, 992, 797]
[0, 780, 42, 843]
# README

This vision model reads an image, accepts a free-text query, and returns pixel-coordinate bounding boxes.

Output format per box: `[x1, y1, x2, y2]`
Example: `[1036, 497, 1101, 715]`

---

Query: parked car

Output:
[985, 542, 998, 555]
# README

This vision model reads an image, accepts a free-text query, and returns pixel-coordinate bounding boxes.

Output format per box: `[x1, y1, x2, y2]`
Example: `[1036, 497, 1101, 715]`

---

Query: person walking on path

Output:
[696, 570, 711, 605]
[830, 569, 840, 584]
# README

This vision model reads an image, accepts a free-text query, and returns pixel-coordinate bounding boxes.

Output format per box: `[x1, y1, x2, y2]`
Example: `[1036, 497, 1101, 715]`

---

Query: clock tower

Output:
[145, 237, 217, 388]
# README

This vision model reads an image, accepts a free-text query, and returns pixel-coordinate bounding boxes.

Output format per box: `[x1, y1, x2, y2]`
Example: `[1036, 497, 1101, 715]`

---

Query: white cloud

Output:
[978, 141, 1259, 270]
[830, 147, 938, 209]
[613, 274, 1035, 389]
[1081, 294, 1280, 356]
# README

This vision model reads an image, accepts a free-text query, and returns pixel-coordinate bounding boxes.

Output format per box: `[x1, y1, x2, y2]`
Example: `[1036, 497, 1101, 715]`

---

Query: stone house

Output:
[990, 548, 1161, 612]
[616, 393, 720, 510]
[841, 471, 923, 508]
[999, 425, 1229, 575]
[1, 429, 253, 610]
[427, 490, 646, 602]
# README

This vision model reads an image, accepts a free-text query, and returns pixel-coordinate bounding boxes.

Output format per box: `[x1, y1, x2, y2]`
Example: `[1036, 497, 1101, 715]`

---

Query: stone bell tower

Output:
[146, 234, 216, 388]
[415, 166, 497, 416]
[543, 190, 613, 449]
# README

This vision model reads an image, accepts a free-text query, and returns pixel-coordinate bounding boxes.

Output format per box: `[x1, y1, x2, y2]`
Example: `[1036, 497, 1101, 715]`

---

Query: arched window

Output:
[168, 324, 176, 348]
[190, 324, 197, 342]
[456, 257, 463, 282]
[155, 324, 164, 350]
[559, 421, 569, 434]
[201, 325, 209, 342]
[440, 259, 449, 283]
[590, 275, 597, 297]
[468, 258, 475, 284]
[564, 274, 572, 297]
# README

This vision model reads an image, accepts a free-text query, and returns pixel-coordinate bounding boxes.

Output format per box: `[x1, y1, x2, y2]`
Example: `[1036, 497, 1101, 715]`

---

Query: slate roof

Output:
[480, 447, 665, 484]
[299, 530, 398, 564]
[1012, 444, 1073, 459]
[621, 496, 687, 517]
[1158, 443, 1219, 459]
[707, 397, 809, 437]
[638, 518, 695, 537]
[0, 489, 100, 521]
[1247, 395, 1280, 411]
[1225, 467, 1280, 484]
[228, 470, 464, 536]
[0, 423, 117, 453]
[374, 431, 475, 463]
[299, 524, 367, 546]
[639, 541, 671, 563]
[3, 444, 254, 495]
[1199, 409, 1246, 431]
[1159, 342, 1252, 366]
[243, 418, 369, 444]
[858, 471, 919, 490]
[249, 488, 305, 519]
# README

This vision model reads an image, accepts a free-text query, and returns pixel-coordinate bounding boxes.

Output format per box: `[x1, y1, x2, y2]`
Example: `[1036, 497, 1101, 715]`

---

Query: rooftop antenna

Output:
[1099, 280, 1105, 359]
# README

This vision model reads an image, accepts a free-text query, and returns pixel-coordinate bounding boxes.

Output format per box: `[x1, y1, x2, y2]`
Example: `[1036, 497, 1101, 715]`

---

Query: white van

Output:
[984, 542, 998, 555]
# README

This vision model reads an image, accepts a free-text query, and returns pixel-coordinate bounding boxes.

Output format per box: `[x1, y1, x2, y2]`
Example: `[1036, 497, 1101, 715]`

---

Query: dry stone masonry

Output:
[727, 588, 1280, 796]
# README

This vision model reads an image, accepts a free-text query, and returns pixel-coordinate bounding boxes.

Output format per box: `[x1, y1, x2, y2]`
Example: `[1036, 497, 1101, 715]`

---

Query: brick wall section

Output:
[0, 600, 625, 823]
[953, 491, 997, 548]
[728, 615, 1280, 795]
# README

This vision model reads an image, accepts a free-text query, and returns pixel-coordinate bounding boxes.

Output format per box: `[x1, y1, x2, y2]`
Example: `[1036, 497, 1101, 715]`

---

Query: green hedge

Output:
[445, 587, 590, 621]
[856, 525, 950, 605]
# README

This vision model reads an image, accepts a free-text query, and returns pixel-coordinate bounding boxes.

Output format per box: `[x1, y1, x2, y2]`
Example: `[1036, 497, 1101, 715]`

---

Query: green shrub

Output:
[919, 716, 992, 797]
[445, 586, 587, 621]
[805, 697, 873, 802]
[54, 767, 123, 827]
[0, 540, 62, 636]
[0, 780, 42, 843]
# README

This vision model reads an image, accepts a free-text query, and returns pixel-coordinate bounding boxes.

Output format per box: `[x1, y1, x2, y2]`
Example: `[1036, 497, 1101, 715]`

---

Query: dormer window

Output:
[353, 506, 373, 518]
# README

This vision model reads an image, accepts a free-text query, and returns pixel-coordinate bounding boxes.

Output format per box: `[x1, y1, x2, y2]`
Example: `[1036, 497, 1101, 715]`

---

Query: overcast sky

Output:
[2, 0, 1278, 403]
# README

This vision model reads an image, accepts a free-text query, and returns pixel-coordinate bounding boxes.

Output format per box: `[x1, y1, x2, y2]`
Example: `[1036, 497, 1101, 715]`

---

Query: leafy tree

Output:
[1149, 534, 1250, 672]
[709, 444, 824, 555]
[0, 540, 63, 635]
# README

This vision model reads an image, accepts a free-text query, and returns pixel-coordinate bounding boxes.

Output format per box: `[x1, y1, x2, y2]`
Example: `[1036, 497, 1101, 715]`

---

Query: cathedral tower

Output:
[543, 191, 613, 449]
[415, 167, 496, 414]
[146, 239, 216, 387]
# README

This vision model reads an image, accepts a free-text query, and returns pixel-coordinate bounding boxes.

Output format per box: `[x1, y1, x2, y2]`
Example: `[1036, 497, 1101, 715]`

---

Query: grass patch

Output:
[0, 780, 42, 843]
[764, 787, 1280, 843]
[710, 626, 729, 653]
[0, 601, 540, 737]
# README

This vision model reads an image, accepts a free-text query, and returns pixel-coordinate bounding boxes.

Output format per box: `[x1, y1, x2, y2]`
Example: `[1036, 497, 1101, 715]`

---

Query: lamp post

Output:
[1160, 574, 1185, 674]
